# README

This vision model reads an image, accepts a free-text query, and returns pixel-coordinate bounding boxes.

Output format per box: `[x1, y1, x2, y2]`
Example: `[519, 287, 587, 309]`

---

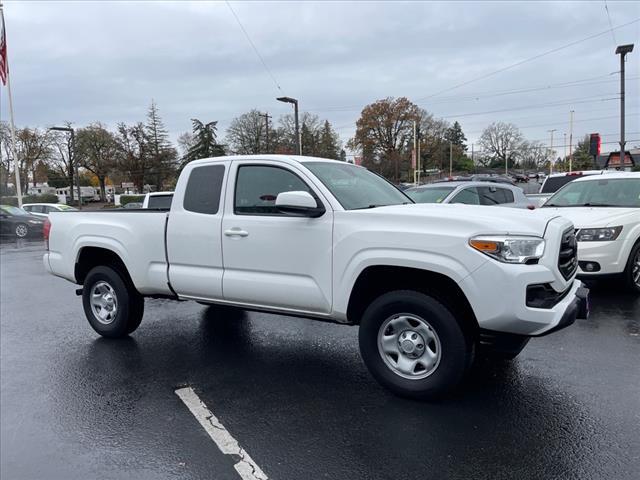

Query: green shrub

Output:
[1, 194, 59, 206]
[120, 195, 145, 206]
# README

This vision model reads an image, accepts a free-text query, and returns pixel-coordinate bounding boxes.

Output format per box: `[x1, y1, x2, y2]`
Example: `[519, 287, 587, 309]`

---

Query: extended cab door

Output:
[221, 160, 333, 314]
[166, 161, 229, 299]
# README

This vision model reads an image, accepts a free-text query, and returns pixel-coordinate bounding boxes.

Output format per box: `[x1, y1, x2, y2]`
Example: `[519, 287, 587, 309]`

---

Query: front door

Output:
[221, 160, 333, 314]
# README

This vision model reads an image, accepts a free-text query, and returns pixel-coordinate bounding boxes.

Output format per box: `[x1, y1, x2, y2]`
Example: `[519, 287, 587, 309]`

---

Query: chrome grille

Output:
[558, 228, 578, 280]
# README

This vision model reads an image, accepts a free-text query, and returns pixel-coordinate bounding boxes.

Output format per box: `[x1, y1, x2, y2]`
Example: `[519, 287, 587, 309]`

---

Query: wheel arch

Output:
[346, 265, 479, 336]
[75, 246, 136, 291]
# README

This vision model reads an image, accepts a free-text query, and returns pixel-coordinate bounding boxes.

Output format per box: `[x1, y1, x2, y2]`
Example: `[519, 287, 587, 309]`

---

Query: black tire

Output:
[358, 290, 473, 400]
[15, 223, 28, 238]
[623, 242, 640, 293]
[82, 266, 144, 338]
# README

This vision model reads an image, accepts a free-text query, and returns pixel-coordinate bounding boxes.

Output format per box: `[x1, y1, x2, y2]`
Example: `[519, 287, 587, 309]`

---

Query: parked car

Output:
[543, 172, 640, 292]
[0, 205, 46, 238]
[405, 181, 535, 209]
[512, 173, 528, 183]
[142, 191, 174, 209]
[22, 203, 78, 218]
[470, 174, 516, 185]
[529, 170, 608, 207]
[122, 202, 143, 209]
[44, 155, 588, 399]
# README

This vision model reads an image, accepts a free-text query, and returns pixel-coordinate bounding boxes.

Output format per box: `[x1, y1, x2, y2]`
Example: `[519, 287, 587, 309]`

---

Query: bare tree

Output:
[477, 122, 525, 169]
[114, 122, 150, 193]
[226, 109, 268, 154]
[76, 122, 117, 201]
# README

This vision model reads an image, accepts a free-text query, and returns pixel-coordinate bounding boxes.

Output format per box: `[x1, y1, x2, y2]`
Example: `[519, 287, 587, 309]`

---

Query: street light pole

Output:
[548, 129, 556, 175]
[568, 110, 574, 172]
[276, 96, 301, 155]
[49, 126, 82, 209]
[616, 44, 634, 164]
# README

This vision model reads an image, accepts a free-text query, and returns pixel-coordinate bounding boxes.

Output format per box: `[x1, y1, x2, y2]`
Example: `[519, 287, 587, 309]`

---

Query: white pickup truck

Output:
[44, 155, 588, 399]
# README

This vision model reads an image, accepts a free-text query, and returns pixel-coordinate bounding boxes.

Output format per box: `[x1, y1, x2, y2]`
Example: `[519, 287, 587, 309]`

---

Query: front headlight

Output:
[576, 226, 622, 242]
[469, 235, 545, 264]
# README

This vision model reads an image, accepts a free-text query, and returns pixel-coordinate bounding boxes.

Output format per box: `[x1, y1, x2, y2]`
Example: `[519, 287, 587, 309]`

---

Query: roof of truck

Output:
[187, 155, 346, 165]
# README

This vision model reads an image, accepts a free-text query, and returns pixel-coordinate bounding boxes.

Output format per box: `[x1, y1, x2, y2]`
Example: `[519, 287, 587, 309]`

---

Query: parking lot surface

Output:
[1, 238, 639, 479]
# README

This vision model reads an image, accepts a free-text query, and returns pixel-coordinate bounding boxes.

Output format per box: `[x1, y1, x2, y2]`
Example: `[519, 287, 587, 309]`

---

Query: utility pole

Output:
[568, 110, 574, 172]
[616, 44, 634, 166]
[259, 112, 272, 153]
[471, 144, 475, 173]
[449, 141, 453, 177]
[416, 124, 421, 185]
[548, 129, 556, 175]
[563, 133, 567, 162]
[413, 121, 417, 185]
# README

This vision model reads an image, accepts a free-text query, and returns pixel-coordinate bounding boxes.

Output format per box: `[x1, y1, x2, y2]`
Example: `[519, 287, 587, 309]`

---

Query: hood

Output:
[357, 203, 560, 236]
[541, 207, 639, 228]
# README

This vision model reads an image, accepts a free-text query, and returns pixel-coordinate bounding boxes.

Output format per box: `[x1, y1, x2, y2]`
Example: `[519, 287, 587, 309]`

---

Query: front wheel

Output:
[623, 242, 640, 293]
[82, 266, 144, 338]
[358, 290, 473, 400]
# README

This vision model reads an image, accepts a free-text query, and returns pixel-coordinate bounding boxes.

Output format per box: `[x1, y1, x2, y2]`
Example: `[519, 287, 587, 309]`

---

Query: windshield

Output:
[147, 194, 173, 209]
[405, 186, 455, 203]
[303, 162, 411, 210]
[57, 205, 78, 211]
[0, 206, 28, 215]
[544, 178, 640, 208]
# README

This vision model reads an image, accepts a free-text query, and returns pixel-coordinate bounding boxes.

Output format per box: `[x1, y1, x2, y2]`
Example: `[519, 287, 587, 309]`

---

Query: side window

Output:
[450, 187, 480, 205]
[478, 187, 514, 205]
[23, 205, 32, 212]
[235, 165, 312, 215]
[32, 205, 45, 213]
[183, 164, 225, 214]
[43, 206, 54, 213]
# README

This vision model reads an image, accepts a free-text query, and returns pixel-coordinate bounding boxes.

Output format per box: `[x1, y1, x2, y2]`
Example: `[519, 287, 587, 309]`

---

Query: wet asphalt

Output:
[1, 237, 639, 480]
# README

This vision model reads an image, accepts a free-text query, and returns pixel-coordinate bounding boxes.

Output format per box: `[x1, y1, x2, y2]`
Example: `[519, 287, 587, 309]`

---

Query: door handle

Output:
[224, 228, 249, 237]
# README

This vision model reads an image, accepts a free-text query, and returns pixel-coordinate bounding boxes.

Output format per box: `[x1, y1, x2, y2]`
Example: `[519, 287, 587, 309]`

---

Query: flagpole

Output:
[0, 2, 22, 207]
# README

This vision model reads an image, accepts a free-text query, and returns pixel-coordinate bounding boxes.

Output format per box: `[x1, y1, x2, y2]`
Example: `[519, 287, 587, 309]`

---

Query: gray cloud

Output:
[1, 0, 638, 153]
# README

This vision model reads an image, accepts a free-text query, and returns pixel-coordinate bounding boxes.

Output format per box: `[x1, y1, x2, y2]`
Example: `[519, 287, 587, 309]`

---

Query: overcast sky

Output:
[1, 0, 638, 156]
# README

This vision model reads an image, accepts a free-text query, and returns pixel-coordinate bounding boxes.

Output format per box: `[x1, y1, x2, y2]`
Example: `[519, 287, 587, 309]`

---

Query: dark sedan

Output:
[0, 205, 46, 238]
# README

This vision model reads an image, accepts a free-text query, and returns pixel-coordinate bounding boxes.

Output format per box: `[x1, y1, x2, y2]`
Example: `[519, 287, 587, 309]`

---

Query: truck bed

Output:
[46, 210, 172, 295]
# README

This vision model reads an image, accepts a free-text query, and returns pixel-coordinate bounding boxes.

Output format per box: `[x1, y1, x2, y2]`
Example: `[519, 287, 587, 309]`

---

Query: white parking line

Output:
[175, 387, 268, 480]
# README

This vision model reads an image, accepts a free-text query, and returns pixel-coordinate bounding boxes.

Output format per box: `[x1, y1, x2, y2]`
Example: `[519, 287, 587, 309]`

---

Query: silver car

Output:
[405, 181, 535, 209]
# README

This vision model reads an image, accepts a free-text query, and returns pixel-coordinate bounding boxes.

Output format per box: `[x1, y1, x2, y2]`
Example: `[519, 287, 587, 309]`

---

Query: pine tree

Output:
[145, 100, 177, 190]
[317, 120, 340, 159]
[182, 119, 226, 166]
[445, 121, 467, 151]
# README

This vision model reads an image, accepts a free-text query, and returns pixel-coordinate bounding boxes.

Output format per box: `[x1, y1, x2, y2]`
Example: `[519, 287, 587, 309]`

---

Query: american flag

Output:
[0, 8, 7, 86]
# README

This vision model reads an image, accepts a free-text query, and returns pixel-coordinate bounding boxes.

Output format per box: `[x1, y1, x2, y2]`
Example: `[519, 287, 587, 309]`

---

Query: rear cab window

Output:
[147, 195, 173, 209]
[183, 164, 225, 214]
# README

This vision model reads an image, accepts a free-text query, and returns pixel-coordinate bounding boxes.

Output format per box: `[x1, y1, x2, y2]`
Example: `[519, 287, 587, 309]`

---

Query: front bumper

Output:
[460, 257, 588, 336]
[576, 240, 626, 276]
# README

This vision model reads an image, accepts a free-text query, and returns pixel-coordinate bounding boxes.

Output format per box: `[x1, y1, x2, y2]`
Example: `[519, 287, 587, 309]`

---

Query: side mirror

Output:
[275, 191, 325, 218]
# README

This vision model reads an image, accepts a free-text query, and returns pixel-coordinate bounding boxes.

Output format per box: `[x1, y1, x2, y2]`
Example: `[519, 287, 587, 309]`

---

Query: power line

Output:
[439, 96, 620, 119]
[418, 17, 640, 101]
[307, 74, 637, 113]
[224, 0, 284, 94]
[604, 1, 618, 48]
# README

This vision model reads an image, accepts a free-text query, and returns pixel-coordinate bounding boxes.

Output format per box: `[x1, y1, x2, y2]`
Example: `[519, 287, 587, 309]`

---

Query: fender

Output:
[333, 247, 485, 319]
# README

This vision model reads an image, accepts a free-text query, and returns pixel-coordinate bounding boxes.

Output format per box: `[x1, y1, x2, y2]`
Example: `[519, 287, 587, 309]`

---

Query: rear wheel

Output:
[15, 223, 28, 238]
[623, 242, 640, 293]
[82, 266, 144, 338]
[358, 290, 473, 400]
